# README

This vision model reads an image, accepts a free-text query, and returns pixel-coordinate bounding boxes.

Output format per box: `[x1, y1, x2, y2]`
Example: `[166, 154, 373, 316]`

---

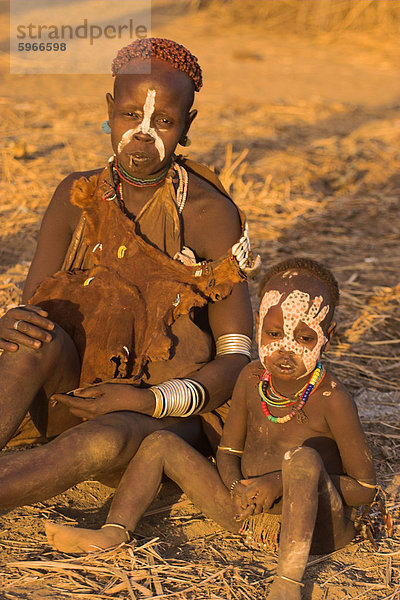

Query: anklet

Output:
[101, 523, 133, 542]
[355, 478, 377, 489]
[217, 445, 243, 455]
[279, 575, 304, 587]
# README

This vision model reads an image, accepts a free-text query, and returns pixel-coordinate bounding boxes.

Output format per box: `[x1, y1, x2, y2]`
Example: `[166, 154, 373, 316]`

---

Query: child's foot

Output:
[45, 522, 130, 553]
[267, 576, 302, 600]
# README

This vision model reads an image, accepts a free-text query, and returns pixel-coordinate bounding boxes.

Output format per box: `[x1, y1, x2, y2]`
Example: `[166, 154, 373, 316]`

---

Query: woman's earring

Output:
[101, 120, 111, 134]
[180, 135, 191, 147]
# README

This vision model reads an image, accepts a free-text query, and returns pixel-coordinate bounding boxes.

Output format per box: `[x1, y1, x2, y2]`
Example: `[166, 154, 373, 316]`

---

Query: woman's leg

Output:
[0, 411, 203, 510]
[46, 430, 240, 553]
[0, 324, 81, 449]
[267, 446, 355, 600]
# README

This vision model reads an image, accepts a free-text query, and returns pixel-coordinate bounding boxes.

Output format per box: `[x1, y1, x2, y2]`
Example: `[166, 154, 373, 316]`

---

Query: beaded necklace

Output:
[259, 361, 325, 424]
[266, 378, 309, 406]
[263, 366, 325, 407]
[116, 162, 188, 217]
[114, 158, 170, 188]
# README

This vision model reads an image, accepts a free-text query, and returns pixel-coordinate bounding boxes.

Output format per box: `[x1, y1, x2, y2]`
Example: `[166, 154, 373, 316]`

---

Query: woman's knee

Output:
[10, 323, 77, 371]
[282, 445, 323, 477]
[56, 414, 132, 469]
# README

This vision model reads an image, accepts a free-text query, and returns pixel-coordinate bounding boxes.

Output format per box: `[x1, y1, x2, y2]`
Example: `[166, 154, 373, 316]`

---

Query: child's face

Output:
[107, 58, 196, 174]
[257, 272, 332, 380]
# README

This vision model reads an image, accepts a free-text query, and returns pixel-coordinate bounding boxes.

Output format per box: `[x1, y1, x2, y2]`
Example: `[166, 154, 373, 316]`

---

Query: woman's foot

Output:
[267, 576, 302, 600]
[45, 521, 131, 553]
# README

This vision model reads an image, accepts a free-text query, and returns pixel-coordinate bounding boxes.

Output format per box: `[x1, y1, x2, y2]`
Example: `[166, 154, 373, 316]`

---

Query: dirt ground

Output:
[0, 1, 399, 599]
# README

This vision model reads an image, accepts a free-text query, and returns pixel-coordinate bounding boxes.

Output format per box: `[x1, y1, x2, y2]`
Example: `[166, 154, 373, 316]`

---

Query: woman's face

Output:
[107, 58, 196, 175]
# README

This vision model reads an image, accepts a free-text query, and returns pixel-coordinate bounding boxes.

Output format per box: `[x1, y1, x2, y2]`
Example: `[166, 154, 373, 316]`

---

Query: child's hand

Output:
[232, 481, 256, 521]
[238, 473, 283, 516]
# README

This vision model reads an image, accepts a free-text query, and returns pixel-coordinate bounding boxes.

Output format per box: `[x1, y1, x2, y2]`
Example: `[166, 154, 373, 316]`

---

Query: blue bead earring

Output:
[179, 135, 191, 147]
[101, 120, 111, 134]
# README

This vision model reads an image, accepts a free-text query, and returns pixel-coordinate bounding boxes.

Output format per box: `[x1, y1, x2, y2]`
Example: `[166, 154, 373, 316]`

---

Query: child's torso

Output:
[241, 364, 344, 478]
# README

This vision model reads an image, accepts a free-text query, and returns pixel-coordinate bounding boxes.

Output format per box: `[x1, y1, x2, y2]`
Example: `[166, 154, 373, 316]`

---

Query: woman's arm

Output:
[0, 173, 84, 353]
[22, 172, 84, 301]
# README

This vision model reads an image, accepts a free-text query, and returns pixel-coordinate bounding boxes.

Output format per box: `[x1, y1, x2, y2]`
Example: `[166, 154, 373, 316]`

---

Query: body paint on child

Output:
[117, 89, 165, 161]
[258, 289, 329, 374]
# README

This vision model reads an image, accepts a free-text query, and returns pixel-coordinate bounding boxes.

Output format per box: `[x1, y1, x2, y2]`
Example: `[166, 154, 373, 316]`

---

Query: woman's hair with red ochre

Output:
[111, 37, 203, 92]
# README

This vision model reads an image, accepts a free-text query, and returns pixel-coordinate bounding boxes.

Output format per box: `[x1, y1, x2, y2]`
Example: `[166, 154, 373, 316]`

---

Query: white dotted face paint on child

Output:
[258, 289, 330, 373]
[117, 89, 165, 161]
[257, 289, 282, 367]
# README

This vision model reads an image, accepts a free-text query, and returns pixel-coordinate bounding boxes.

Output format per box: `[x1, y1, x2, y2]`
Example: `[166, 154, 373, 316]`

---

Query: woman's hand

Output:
[0, 305, 54, 352]
[51, 384, 155, 419]
[233, 473, 283, 521]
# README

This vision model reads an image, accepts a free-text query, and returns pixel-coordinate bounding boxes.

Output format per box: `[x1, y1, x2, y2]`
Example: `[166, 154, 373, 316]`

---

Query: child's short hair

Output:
[111, 37, 203, 92]
[258, 257, 340, 307]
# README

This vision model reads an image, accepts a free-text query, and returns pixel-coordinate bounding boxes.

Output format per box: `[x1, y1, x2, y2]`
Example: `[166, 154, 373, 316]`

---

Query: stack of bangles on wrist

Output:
[215, 334, 252, 359]
[150, 378, 206, 418]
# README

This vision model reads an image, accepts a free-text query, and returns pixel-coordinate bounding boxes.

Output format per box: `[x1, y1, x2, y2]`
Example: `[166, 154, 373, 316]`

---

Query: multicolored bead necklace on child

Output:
[259, 361, 325, 424]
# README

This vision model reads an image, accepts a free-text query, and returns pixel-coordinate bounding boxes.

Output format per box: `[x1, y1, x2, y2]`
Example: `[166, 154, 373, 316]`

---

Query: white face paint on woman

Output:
[258, 288, 330, 374]
[117, 89, 165, 161]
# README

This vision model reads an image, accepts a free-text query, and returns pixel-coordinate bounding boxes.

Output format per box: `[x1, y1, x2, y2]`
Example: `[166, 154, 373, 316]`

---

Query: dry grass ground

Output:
[0, 1, 399, 598]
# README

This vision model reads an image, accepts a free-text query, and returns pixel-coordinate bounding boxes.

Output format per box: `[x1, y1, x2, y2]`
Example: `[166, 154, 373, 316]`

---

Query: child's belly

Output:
[241, 418, 344, 478]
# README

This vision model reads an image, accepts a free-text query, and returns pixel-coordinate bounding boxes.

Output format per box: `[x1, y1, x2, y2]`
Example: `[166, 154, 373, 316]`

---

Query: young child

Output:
[0, 38, 254, 509]
[46, 257, 376, 599]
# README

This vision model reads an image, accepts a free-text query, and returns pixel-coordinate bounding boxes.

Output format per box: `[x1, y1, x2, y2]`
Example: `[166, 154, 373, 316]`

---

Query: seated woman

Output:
[0, 38, 255, 509]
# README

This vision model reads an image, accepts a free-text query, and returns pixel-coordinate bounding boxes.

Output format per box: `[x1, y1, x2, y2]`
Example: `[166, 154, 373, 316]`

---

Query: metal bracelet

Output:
[216, 334, 252, 359]
[150, 379, 206, 418]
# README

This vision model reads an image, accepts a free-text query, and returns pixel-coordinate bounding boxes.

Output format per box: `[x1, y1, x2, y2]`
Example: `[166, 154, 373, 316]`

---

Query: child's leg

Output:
[46, 430, 240, 552]
[267, 446, 355, 600]
[0, 324, 80, 449]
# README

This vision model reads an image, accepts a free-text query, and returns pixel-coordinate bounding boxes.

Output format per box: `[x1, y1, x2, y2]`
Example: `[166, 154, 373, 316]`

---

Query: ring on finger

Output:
[13, 320, 23, 331]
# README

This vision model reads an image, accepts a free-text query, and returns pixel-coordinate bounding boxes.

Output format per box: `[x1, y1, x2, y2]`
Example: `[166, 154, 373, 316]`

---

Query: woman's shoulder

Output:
[183, 170, 243, 260]
[56, 167, 104, 195]
[188, 169, 238, 216]
[47, 168, 104, 231]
